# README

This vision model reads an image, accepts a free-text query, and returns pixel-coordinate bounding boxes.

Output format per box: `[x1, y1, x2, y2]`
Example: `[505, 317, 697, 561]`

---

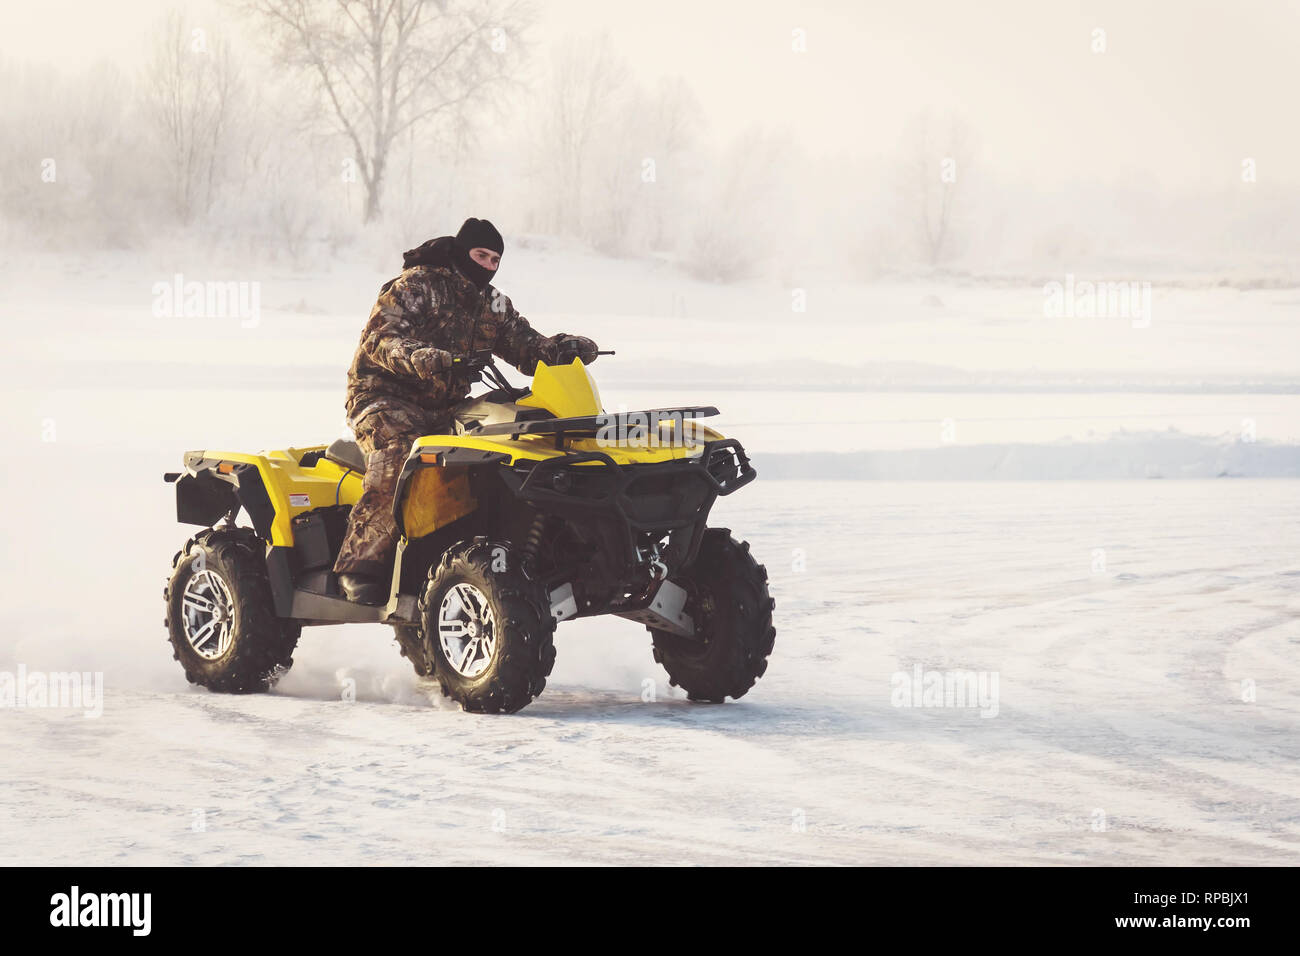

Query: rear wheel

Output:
[419, 538, 556, 713]
[649, 529, 776, 703]
[164, 528, 300, 693]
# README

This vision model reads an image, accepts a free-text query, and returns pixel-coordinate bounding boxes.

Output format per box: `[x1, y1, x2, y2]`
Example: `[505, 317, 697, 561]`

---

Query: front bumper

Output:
[500, 438, 756, 569]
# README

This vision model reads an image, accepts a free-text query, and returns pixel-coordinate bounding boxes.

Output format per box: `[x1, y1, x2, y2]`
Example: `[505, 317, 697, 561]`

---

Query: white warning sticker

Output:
[289, 494, 312, 507]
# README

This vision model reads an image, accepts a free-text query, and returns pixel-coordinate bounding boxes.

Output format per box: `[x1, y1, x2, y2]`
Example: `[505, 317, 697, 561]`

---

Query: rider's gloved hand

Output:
[548, 333, 599, 365]
[446, 351, 484, 383]
[410, 346, 453, 379]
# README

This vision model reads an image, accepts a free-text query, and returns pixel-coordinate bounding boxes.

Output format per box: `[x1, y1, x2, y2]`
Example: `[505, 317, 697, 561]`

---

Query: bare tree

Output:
[901, 111, 973, 267]
[639, 76, 703, 251]
[686, 128, 793, 282]
[243, 0, 531, 224]
[579, 77, 702, 256]
[533, 33, 630, 237]
[142, 12, 241, 223]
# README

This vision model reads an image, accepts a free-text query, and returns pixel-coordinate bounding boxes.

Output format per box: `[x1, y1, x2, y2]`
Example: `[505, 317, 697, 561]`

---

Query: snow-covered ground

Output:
[1, 250, 1298, 864]
[1, 479, 1298, 865]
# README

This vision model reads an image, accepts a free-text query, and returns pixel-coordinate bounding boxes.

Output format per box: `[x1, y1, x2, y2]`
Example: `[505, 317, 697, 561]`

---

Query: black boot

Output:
[338, 572, 388, 606]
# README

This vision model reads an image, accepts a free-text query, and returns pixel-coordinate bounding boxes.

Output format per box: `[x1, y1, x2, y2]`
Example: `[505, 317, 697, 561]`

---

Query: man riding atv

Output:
[163, 222, 773, 711]
[334, 217, 599, 604]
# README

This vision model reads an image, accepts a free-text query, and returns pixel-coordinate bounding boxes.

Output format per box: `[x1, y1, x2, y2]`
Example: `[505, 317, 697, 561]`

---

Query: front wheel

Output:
[419, 538, 556, 713]
[649, 529, 776, 703]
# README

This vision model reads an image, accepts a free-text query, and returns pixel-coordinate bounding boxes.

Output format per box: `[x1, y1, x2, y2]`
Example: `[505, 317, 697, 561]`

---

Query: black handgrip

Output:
[450, 349, 495, 371]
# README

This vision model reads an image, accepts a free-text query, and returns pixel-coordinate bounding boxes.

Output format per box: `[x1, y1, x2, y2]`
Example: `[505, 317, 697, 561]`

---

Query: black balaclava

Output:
[452, 217, 504, 291]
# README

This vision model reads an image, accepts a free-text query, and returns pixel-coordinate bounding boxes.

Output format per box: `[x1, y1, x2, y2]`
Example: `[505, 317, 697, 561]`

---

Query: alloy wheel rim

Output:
[182, 567, 235, 660]
[438, 583, 497, 678]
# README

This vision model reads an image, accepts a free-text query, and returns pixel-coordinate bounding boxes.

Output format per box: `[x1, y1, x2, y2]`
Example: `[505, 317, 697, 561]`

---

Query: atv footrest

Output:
[289, 589, 417, 626]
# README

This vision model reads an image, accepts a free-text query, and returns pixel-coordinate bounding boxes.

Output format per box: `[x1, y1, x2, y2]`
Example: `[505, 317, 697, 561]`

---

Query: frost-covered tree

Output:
[531, 33, 630, 238]
[141, 12, 241, 223]
[900, 111, 973, 267]
[243, 0, 532, 223]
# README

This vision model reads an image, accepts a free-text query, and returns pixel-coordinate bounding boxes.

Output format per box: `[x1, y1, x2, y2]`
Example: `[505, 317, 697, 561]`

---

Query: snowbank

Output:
[756, 431, 1300, 480]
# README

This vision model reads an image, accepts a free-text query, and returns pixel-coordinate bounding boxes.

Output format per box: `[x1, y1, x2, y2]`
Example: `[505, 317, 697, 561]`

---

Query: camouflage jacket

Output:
[345, 240, 555, 420]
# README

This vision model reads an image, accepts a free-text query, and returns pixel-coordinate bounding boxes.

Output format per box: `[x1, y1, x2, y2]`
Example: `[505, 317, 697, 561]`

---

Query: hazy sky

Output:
[4, 0, 1298, 188]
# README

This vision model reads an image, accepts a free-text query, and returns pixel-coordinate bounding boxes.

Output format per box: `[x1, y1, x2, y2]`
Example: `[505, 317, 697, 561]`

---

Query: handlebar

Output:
[451, 347, 613, 399]
[450, 348, 496, 372]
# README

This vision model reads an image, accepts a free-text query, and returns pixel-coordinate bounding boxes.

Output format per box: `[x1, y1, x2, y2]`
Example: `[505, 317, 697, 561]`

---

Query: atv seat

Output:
[325, 438, 367, 473]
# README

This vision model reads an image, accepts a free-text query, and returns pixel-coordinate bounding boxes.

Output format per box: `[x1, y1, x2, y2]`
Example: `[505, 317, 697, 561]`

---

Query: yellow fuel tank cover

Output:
[517, 359, 602, 419]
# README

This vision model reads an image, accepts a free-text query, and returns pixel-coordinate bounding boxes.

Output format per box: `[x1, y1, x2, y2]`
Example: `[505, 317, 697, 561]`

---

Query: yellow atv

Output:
[163, 354, 775, 713]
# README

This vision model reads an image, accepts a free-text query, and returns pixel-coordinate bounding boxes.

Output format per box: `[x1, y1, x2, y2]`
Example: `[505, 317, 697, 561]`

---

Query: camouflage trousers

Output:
[333, 398, 453, 578]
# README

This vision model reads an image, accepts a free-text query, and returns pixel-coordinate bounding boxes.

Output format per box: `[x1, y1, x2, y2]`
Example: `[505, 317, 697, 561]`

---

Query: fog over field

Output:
[3, 0, 1299, 275]
[3, 0, 1297, 463]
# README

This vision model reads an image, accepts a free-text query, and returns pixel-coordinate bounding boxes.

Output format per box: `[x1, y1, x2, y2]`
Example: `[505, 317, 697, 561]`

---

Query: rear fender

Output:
[171, 449, 363, 547]
[176, 452, 285, 543]
[173, 469, 238, 528]
[168, 454, 295, 616]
